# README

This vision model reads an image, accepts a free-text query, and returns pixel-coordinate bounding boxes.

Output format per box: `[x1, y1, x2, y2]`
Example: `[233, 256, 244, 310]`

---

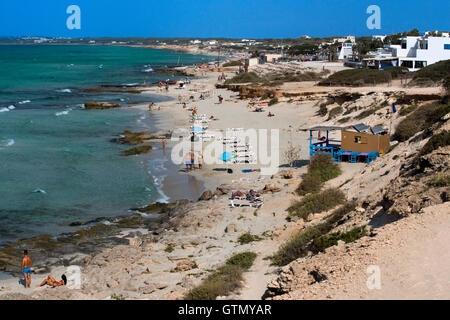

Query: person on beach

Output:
[148, 102, 154, 112]
[198, 154, 203, 169]
[183, 103, 187, 109]
[218, 95, 223, 104]
[39, 274, 67, 288]
[178, 95, 182, 104]
[162, 138, 166, 155]
[190, 153, 195, 169]
[22, 250, 32, 288]
[184, 153, 192, 172]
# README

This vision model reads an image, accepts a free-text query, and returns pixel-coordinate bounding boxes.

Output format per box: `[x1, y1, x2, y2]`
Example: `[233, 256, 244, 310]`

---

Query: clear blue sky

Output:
[0, 0, 449, 38]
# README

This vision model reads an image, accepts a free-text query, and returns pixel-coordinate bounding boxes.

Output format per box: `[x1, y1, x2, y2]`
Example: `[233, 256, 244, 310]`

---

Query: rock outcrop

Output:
[84, 101, 121, 110]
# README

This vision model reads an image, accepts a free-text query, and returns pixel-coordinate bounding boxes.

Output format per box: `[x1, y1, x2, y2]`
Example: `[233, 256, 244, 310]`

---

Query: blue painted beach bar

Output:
[309, 124, 390, 164]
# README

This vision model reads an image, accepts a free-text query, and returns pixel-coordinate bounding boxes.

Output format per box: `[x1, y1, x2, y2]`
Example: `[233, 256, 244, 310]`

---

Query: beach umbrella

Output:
[220, 152, 237, 162]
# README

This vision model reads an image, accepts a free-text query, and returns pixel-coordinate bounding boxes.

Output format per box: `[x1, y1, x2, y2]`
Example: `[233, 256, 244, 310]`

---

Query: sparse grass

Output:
[224, 72, 261, 84]
[310, 226, 367, 253]
[428, 173, 450, 187]
[223, 60, 243, 67]
[288, 188, 346, 220]
[184, 252, 257, 300]
[238, 232, 263, 245]
[354, 104, 384, 120]
[419, 130, 450, 155]
[110, 293, 125, 300]
[399, 104, 418, 116]
[393, 103, 450, 142]
[337, 116, 351, 123]
[318, 67, 407, 87]
[409, 59, 450, 86]
[318, 104, 328, 117]
[327, 106, 343, 120]
[296, 174, 322, 195]
[271, 201, 357, 266]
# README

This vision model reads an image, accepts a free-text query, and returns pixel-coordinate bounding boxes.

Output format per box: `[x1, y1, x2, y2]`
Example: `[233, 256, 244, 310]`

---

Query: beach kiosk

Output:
[309, 124, 390, 163]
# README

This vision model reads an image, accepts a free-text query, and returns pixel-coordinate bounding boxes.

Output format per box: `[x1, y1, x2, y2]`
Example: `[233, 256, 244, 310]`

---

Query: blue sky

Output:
[0, 0, 449, 38]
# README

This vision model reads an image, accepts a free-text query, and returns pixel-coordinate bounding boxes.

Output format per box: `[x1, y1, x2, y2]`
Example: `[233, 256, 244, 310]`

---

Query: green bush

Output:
[308, 155, 341, 183]
[318, 104, 328, 116]
[393, 103, 450, 142]
[354, 105, 384, 120]
[288, 188, 346, 219]
[318, 67, 407, 87]
[224, 72, 261, 84]
[409, 59, 450, 86]
[296, 155, 341, 196]
[271, 202, 356, 266]
[164, 244, 174, 253]
[223, 60, 243, 67]
[184, 252, 256, 300]
[310, 226, 367, 253]
[238, 232, 262, 245]
[420, 130, 450, 155]
[268, 97, 279, 106]
[328, 106, 343, 120]
[399, 104, 418, 116]
[296, 174, 323, 196]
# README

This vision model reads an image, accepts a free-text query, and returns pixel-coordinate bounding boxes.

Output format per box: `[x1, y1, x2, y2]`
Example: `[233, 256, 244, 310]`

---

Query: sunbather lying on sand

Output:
[39, 274, 67, 288]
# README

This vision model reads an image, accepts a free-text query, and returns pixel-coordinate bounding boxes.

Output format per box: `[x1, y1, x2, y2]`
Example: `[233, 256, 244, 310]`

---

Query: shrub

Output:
[318, 104, 328, 117]
[296, 174, 322, 195]
[354, 105, 384, 120]
[223, 60, 243, 67]
[318, 67, 407, 87]
[238, 232, 262, 245]
[296, 155, 341, 196]
[184, 252, 256, 300]
[308, 155, 341, 183]
[164, 244, 174, 253]
[420, 130, 450, 155]
[409, 59, 450, 86]
[271, 202, 356, 266]
[310, 226, 367, 253]
[288, 188, 346, 219]
[268, 97, 279, 106]
[399, 104, 418, 116]
[393, 103, 450, 142]
[328, 106, 343, 120]
[224, 72, 261, 84]
[337, 116, 351, 123]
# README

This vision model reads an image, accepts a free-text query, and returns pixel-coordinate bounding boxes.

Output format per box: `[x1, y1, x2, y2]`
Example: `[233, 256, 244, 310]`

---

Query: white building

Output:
[372, 35, 387, 42]
[389, 36, 450, 71]
[338, 42, 354, 60]
[190, 40, 201, 44]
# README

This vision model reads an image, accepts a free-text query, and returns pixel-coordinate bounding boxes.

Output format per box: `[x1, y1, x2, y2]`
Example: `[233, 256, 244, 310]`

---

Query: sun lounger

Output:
[229, 199, 263, 208]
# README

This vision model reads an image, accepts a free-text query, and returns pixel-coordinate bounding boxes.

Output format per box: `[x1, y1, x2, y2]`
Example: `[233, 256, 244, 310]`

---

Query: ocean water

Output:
[0, 45, 212, 245]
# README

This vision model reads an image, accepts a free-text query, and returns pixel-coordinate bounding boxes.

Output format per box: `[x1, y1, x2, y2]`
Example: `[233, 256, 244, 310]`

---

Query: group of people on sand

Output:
[21, 250, 67, 289]
[184, 152, 203, 172]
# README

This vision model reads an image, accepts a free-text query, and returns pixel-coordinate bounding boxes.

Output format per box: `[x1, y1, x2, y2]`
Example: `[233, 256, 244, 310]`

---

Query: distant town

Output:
[2, 29, 450, 72]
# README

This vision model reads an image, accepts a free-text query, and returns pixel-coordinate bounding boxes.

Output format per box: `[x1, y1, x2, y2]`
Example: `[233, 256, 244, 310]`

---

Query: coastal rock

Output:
[123, 145, 153, 156]
[129, 237, 143, 247]
[225, 223, 240, 233]
[279, 170, 294, 179]
[174, 259, 197, 272]
[198, 190, 213, 201]
[262, 183, 281, 194]
[214, 185, 231, 196]
[84, 101, 121, 110]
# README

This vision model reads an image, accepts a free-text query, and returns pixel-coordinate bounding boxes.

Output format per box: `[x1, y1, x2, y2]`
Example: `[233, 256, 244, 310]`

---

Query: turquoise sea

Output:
[0, 45, 212, 245]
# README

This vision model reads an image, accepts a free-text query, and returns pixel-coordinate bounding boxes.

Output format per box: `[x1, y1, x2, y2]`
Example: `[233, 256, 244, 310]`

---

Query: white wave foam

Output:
[0, 108, 10, 113]
[55, 109, 71, 116]
[0, 139, 14, 147]
[18, 100, 30, 104]
[32, 188, 47, 194]
[57, 89, 72, 93]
